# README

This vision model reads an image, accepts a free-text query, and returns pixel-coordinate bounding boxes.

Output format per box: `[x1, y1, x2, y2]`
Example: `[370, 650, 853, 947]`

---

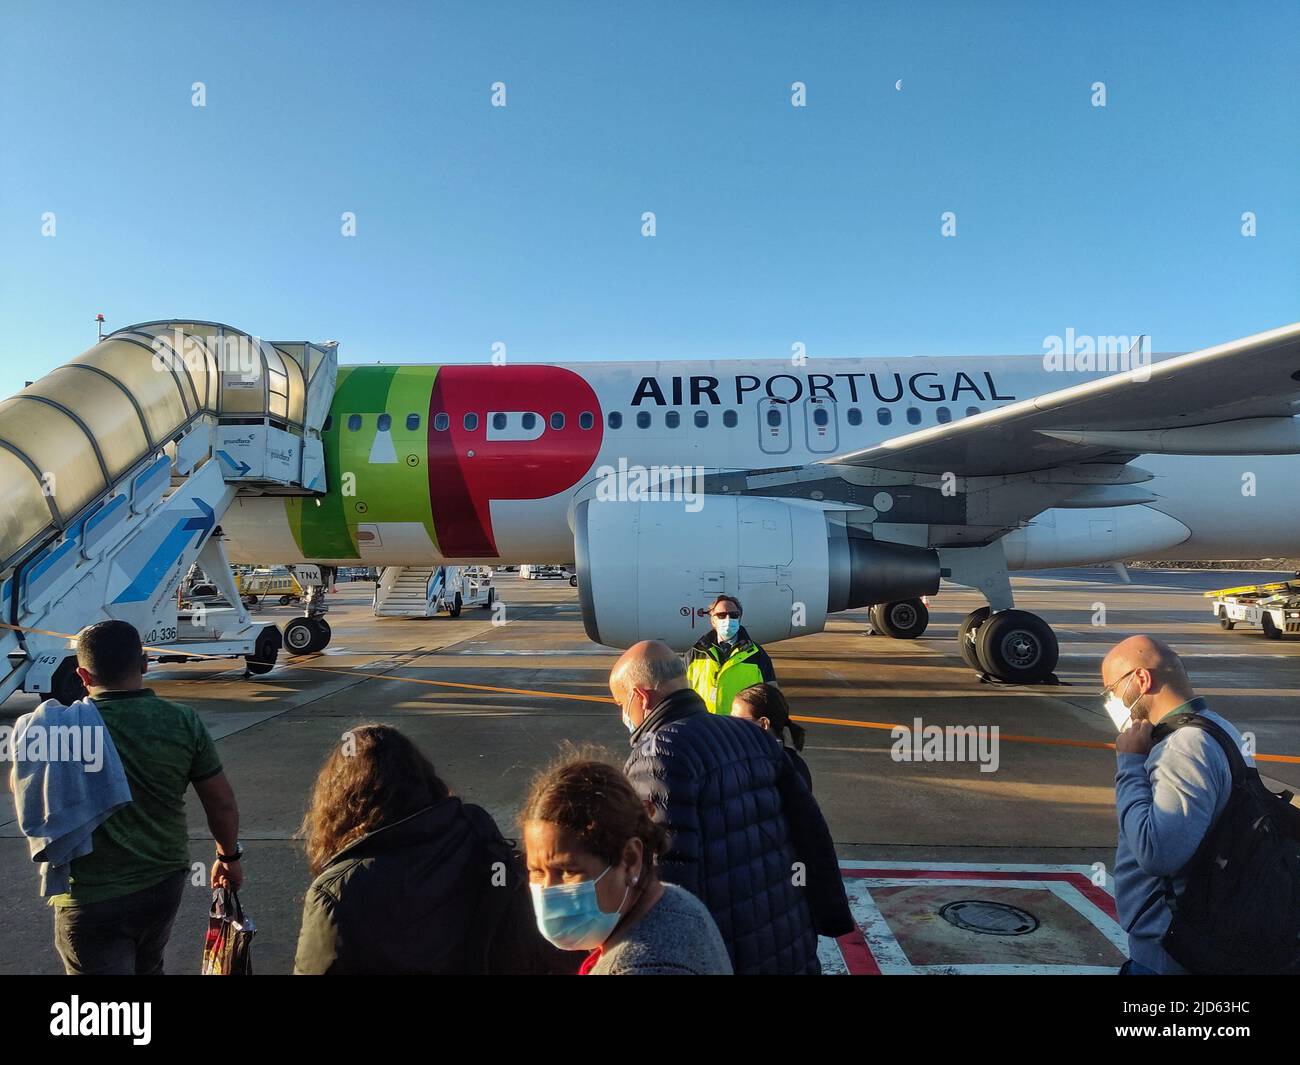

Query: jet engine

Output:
[573, 496, 940, 649]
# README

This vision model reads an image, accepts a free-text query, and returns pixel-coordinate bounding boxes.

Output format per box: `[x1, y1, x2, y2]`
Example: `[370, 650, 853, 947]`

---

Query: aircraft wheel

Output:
[870, 598, 929, 639]
[976, 610, 1059, 684]
[957, 607, 991, 671]
[1262, 613, 1282, 640]
[448, 593, 463, 618]
[307, 616, 332, 652]
[246, 626, 282, 674]
[283, 617, 317, 656]
[41, 656, 87, 705]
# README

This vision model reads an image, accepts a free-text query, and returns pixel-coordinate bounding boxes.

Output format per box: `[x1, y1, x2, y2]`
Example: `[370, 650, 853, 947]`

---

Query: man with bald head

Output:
[1101, 634, 1253, 974]
[612, 640, 852, 974]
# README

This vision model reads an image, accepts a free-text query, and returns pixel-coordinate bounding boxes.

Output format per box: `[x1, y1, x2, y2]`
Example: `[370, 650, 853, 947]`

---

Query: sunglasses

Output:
[712, 611, 740, 619]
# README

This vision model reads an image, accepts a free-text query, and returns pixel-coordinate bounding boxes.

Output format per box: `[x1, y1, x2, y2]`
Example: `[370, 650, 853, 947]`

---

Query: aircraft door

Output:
[757, 398, 791, 455]
[804, 397, 838, 453]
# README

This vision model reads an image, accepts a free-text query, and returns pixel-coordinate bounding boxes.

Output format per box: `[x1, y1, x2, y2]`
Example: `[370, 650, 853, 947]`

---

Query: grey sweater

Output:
[1114, 701, 1247, 974]
[590, 884, 734, 975]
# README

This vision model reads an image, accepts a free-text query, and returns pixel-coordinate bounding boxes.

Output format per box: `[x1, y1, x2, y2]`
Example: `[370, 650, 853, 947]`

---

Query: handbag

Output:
[201, 886, 256, 975]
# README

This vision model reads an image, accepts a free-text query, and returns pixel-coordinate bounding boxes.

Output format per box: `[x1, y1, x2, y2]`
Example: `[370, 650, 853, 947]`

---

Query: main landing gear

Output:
[869, 598, 930, 639]
[958, 607, 1059, 685]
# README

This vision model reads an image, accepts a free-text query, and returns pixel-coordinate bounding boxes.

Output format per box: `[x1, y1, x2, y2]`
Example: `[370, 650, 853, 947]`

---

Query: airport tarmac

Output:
[3, 568, 1298, 975]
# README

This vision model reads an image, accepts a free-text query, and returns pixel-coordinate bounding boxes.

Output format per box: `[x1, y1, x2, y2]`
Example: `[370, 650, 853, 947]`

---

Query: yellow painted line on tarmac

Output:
[11, 618, 1298, 764]
[790, 713, 1300, 764]
[288, 664, 1300, 764]
[287, 662, 615, 703]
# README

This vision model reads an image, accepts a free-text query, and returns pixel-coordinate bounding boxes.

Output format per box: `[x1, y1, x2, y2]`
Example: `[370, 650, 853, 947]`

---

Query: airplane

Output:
[215, 322, 1300, 684]
[1, 319, 1297, 703]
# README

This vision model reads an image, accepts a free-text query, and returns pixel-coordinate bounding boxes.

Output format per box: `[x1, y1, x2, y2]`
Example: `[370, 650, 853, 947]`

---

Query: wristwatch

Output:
[217, 842, 244, 863]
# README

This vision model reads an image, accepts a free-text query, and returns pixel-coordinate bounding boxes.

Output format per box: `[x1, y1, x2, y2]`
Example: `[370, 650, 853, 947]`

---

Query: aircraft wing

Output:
[821, 322, 1300, 475]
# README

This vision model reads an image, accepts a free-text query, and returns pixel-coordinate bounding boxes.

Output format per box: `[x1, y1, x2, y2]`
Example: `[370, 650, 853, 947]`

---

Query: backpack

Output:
[1154, 714, 1300, 974]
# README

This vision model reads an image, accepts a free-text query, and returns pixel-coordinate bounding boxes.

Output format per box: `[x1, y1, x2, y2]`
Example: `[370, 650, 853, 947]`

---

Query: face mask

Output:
[530, 866, 629, 951]
[1103, 675, 1139, 732]
[622, 708, 635, 733]
[715, 617, 740, 642]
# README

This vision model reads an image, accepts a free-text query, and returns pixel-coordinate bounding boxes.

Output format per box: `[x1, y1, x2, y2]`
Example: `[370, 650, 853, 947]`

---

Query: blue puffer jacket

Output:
[625, 687, 852, 975]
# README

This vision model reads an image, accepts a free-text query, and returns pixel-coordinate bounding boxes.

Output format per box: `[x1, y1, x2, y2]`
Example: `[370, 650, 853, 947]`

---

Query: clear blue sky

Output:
[1, 1, 1296, 398]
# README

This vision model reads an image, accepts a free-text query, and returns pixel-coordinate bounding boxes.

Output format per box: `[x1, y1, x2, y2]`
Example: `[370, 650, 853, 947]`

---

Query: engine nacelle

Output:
[574, 496, 940, 650]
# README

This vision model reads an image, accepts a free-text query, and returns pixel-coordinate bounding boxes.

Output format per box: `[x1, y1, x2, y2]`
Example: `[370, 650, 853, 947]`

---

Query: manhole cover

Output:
[938, 900, 1040, 936]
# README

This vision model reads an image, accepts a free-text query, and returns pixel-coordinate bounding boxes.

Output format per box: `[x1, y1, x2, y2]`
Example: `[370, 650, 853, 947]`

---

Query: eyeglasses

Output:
[712, 612, 740, 619]
[1097, 668, 1139, 700]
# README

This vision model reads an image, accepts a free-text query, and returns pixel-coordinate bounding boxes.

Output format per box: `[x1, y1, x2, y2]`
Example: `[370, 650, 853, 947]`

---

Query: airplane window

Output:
[877, 408, 892, 425]
[766, 408, 782, 428]
[579, 411, 594, 430]
[434, 413, 449, 431]
[492, 412, 508, 431]
[406, 414, 420, 430]
[813, 407, 829, 427]
[847, 408, 862, 426]
[665, 410, 680, 429]
[636, 411, 651, 429]
[723, 409, 737, 428]
[937, 407, 952, 424]
[347, 414, 362, 432]
[966, 406, 980, 417]
[521, 412, 536, 430]
[906, 407, 921, 425]
[551, 412, 564, 430]
[464, 413, 479, 431]
[609, 411, 622, 429]
[323, 415, 333, 431]
[377, 413, 392, 431]
[695, 410, 708, 427]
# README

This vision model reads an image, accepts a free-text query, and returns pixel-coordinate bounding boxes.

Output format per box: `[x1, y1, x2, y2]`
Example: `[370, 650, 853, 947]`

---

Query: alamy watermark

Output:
[594, 458, 705, 513]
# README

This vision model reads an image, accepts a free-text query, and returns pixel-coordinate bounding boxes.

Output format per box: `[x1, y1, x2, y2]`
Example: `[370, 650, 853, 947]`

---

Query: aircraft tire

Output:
[41, 656, 88, 705]
[871, 598, 929, 639]
[957, 607, 991, 671]
[283, 617, 317, 656]
[976, 609, 1059, 684]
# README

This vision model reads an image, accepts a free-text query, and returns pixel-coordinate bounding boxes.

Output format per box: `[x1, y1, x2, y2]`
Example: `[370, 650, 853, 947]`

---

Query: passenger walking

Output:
[731, 683, 812, 790]
[685, 595, 777, 714]
[614, 640, 853, 974]
[1103, 634, 1299, 975]
[28, 621, 240, 975]
[294, 724, 575, 975]
[521, 756, 732, 975]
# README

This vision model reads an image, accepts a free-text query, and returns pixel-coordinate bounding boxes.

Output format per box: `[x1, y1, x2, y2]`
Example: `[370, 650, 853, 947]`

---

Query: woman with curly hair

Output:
[294, 724, 575, 975]
[521, 755, 732, 975]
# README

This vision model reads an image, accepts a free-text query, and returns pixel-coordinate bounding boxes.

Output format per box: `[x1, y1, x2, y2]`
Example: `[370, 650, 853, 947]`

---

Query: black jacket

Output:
[625, 687, 853, 974]
[293, 797, 578, 975]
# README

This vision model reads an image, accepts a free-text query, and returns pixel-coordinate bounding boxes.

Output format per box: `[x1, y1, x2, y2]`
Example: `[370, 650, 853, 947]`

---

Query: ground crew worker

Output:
[685, 595, 777, 714]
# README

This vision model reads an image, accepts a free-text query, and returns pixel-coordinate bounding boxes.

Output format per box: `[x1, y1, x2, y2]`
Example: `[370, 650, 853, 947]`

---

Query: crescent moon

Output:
[895, 79, 903, 91]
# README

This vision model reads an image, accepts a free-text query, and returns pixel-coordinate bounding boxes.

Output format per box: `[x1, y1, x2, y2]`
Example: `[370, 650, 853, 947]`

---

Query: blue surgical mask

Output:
[530, 866, 628, 950]
[715, 617, 740, 642]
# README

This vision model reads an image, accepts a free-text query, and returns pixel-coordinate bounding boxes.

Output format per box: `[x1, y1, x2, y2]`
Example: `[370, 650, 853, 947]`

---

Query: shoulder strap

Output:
[1153, 713, 1247, 787]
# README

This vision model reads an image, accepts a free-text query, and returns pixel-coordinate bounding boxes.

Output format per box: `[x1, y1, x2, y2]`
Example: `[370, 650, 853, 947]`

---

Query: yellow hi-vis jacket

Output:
[685, 629, 777, 715]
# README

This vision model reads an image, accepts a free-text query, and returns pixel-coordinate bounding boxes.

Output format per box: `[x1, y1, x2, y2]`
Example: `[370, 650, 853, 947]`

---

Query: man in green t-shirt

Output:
[51, 620, 244, 975]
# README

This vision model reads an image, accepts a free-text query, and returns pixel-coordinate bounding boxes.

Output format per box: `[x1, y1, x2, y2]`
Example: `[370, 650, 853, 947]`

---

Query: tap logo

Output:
[427, 366, 603, 555]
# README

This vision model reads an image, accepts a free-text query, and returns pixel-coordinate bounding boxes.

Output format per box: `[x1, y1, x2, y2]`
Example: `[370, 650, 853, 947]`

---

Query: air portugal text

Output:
[629, 372, 1017, 407]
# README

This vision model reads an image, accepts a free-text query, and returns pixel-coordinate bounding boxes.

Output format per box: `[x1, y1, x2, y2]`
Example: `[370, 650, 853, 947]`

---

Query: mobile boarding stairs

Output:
[0, 321, 337, 705]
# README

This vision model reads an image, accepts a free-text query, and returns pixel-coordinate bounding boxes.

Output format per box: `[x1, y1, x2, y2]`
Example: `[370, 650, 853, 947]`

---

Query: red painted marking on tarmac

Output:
[834, 866, 1119, 974]
[840, 867, 1118, 920]
[836, 926, 881, 976]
